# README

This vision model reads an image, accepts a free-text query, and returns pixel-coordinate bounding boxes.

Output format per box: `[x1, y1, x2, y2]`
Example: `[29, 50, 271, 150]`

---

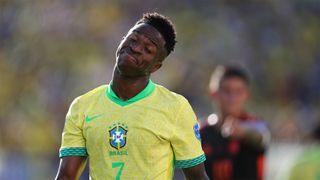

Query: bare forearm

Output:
[184, 172, 209, 180]
[55, 170, 77, 180]
[55, 156, 87, 180]
[182, 163, 209, 180]
[55, 175, 73, 180]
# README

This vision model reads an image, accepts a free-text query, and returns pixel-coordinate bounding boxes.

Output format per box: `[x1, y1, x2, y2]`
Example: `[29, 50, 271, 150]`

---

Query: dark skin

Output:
[56, 156, 86, 180]
[56, 23, 209, 180]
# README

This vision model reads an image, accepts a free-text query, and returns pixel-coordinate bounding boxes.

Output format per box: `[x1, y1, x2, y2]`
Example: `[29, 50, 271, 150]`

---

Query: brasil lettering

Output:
[109, 150, 128, 156]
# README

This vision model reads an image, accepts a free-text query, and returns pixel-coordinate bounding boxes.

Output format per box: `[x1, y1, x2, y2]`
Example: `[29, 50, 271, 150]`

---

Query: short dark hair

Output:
[136, 12, 177, 56]
[220, 66, 250, 85]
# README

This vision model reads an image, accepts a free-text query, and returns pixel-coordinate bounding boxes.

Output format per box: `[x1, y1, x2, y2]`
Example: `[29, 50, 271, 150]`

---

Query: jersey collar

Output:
[106, 80, 156, 106]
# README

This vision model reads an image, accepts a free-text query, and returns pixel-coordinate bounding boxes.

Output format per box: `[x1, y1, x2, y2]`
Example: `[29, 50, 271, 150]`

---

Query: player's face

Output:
[217, 77, 249, 116]
[115, 23, 166, 77]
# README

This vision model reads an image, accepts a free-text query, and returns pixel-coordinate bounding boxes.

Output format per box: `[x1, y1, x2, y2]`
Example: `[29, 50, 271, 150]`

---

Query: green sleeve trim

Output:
[175, 154, 206, 168]
[106, 79, 156, 106]
[59, 147, 88, 158]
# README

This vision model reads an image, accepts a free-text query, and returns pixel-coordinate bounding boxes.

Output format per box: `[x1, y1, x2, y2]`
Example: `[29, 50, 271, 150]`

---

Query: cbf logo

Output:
[109, 123, 128, 150]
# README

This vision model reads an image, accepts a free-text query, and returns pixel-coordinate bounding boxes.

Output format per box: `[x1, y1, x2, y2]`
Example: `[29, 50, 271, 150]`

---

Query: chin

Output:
[116, 64, 142, 78]
[116, 56, 146, 77]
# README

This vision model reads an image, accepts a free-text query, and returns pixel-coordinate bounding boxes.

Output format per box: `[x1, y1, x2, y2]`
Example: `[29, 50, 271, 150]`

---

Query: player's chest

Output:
[82, 106, 172, 149]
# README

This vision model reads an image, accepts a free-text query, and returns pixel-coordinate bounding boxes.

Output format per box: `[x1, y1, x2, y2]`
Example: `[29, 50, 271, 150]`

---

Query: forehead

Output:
[128, 23, 165, 47]
[220, 77, 249, 88]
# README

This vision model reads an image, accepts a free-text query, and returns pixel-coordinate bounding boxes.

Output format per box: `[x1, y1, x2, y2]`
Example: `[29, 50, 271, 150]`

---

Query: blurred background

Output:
[0, 0, 319, 179]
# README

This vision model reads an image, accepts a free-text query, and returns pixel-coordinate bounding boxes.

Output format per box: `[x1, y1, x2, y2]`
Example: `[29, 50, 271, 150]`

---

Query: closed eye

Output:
[145, 47, 152, 54]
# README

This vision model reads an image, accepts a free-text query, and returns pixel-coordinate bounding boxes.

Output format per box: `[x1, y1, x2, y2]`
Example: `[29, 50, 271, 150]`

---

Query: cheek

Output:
[118, 39, 130, 49]
[219, 91, 241, 104]
[141, 54, 157, 66]
[239, 92, 248, 101]
[216, 93, 227, 105]
[234, 89, 248, 102]
[116, 42, 124, 56]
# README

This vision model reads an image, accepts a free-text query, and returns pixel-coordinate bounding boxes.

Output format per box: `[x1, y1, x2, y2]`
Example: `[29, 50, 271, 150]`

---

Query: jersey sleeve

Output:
[170, 98, 206, 168]
[59, 97, 88, 158]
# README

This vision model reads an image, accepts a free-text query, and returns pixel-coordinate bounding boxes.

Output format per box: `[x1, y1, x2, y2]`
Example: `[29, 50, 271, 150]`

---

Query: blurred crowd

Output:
[0, 0, 319, 179]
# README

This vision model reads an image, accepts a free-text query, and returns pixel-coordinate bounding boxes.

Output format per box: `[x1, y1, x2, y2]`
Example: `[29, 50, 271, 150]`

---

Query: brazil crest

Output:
[109, 124, 128, 150]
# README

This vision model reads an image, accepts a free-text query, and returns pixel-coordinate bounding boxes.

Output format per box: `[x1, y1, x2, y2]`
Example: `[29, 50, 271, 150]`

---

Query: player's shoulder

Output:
[154, 84, 189, 105]
[71, 84, 107, 106]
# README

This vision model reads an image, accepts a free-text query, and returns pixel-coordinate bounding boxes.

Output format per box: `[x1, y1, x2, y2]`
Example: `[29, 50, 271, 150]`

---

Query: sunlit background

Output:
[0, 0, 319, 179]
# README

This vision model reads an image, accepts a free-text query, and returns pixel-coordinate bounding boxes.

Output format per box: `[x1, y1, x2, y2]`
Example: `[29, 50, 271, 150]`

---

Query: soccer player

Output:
[201, 66, 270, 180]
[55, 13, 208, 180]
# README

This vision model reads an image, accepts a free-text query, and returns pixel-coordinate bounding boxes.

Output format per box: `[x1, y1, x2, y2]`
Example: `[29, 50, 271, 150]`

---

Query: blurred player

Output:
[200, 66, 270, 180]
[55, 13, 208, 180]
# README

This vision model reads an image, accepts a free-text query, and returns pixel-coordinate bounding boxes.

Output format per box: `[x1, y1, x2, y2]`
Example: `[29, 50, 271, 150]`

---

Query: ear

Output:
[209, 90, 218, 100]
[211, 91, 220, 101]
[150, 61, 162, 73]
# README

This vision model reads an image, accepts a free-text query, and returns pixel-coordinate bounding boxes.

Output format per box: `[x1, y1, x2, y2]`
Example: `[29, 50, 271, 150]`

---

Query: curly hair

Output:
[136, 12, 177, 56]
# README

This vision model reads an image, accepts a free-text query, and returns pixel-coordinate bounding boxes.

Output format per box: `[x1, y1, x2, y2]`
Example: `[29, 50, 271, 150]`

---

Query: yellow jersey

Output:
[59, 80, 205, 180]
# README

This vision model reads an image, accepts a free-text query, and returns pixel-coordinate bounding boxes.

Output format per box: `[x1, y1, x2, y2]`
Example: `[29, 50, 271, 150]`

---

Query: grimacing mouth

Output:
[121, 47, 140, 64]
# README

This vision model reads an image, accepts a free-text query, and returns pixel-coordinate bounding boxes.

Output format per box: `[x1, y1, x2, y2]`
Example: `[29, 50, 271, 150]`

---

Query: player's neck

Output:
[111, 69, 150, 101]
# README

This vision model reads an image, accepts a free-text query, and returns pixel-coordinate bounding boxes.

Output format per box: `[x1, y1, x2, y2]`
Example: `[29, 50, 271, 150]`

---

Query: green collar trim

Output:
[106, 80, 155, 106]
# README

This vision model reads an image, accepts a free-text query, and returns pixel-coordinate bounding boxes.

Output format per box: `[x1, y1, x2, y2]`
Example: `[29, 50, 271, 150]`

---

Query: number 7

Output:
[112, 162, 124, 180]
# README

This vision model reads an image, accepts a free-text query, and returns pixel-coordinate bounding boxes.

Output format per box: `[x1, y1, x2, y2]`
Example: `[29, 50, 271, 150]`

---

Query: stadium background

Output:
[0, 0, 319, 179]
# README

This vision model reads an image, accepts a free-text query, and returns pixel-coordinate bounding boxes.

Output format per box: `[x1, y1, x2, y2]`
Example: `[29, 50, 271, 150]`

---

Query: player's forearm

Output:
[55, 157, 87, 180]
[184, 172, 210, 180]
[55, 174, 75, 180]
[242, 129, 263, 145]
[182, 163, 210, 180]
[242, 125, 270, 149]
[229, 120, 270, 148]
[55, 169, 77, 180]
[184, 173, 210, 180]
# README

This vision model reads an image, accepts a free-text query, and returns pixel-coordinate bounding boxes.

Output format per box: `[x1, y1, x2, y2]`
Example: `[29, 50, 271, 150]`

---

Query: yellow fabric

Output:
[60, 83, 205, 180]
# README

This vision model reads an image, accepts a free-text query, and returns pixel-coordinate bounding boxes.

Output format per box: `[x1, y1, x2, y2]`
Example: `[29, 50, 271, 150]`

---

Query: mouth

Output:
[121, 49, 137, 63]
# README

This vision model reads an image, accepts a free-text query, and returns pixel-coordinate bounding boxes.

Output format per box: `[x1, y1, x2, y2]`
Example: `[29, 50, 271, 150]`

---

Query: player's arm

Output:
[55, 156, 87, 180]
[182, 163, 209, 180]
[171, 98, 209, 179]
[56, 97, 88, 180]
[222, 118, 270, 149]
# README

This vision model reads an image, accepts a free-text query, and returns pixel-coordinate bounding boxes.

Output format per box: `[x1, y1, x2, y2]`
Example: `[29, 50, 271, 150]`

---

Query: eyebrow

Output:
[132, 30, 160, 48]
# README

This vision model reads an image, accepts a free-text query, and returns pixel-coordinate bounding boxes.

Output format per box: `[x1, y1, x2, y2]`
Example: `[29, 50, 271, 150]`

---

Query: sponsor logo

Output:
[85, 114, 103, 122]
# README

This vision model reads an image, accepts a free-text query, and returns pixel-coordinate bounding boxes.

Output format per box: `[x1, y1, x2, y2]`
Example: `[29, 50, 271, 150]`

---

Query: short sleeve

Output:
[59, 97, 88, 158]
[170, 98, 206, 168]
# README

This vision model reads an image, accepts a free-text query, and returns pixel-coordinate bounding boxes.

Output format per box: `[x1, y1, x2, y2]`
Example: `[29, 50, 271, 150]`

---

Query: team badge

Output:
[109, 123, 128, 150]
[193, 122, 201, 141]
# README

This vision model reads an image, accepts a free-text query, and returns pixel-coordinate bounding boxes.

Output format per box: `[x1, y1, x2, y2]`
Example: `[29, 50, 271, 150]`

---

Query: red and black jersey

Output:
[200, 113, 265, 180]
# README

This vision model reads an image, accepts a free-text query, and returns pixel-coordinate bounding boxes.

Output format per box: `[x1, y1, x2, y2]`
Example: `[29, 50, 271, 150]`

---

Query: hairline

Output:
[220, 76, 250, 87]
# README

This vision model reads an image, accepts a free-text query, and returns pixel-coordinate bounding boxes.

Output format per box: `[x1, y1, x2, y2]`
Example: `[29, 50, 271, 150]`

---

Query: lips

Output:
[121, 49, 138, 63]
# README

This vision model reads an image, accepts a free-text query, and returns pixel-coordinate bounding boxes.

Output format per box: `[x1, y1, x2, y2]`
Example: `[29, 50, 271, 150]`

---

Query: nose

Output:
[130, 41, 143, 54]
